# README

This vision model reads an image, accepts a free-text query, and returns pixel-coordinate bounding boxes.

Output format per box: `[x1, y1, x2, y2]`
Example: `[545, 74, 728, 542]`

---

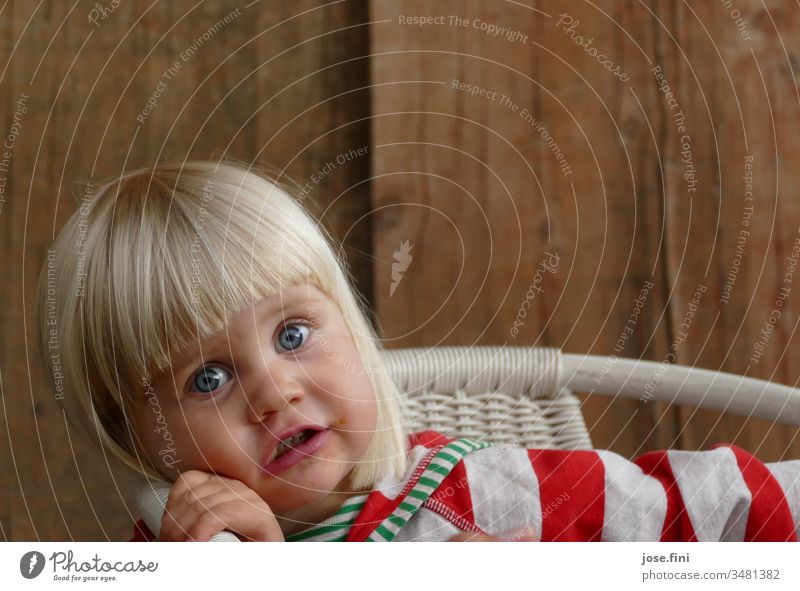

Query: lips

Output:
[262, 429, 331, 476]
[261, 424, 327, 474]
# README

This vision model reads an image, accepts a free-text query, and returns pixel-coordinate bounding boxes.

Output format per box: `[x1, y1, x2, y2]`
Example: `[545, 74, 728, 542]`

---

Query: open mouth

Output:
[270, 429, 317, 463]
[262, 426, 331, 476]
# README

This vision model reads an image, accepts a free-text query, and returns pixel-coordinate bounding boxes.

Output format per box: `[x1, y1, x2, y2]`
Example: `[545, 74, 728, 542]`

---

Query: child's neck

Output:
[276, 480, 371, 537]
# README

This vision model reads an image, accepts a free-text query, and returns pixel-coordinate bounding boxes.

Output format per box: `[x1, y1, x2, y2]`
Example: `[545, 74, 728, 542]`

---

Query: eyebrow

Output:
[171, 292, 322, 374]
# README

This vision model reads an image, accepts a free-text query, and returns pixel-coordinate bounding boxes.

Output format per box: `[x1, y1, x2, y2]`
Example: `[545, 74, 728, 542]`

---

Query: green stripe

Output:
[399, 501, 417, 512]
[375, 524, 395, 540]
[387, 514, 405, 528]
[426, 463, 451, 476]
[335, 502, 365, 515]
[408, 489, 429, 501]
[446, 441, 470, 454]
[286, 523, 351, 541]
[451, 439, 482, 453]
[285, 494, 367, 542]
[437, 450, 460, 464]
[418, 475, 439, 489]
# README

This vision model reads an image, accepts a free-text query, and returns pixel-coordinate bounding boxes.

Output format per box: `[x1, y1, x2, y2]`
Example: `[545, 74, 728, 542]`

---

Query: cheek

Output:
[135, 401, 188, 477]
[324, 368, 378, 432]
[169, 408, 238, 456]
[138, 398, 237, 473]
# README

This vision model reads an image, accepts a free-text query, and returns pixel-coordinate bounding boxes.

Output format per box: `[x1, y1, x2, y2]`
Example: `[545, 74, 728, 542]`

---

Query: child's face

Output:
[135, 281, 378, 520]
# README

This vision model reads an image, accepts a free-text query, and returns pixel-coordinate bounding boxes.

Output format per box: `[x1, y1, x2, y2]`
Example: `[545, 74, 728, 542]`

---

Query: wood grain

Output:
[1, 0, 371, 541]
[3, 0, 800, 542]
[369, 0, 800, 461]
[652, 1, 800, 460]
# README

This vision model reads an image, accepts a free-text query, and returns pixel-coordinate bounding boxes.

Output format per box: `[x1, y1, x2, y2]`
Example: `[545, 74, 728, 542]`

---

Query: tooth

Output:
[269, 430, 315, 463]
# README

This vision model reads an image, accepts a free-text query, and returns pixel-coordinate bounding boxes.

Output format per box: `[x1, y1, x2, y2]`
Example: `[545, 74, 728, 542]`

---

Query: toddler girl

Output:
[38, 160, 800, 542]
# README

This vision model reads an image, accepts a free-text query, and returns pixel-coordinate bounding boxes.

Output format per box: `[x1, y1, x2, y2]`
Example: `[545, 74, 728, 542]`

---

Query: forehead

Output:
[167, 283, 331, 368]
[233, 282, 329, 326]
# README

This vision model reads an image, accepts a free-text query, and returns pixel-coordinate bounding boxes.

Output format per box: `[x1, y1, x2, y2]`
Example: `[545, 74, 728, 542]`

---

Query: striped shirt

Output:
[130, 430, 800, 542]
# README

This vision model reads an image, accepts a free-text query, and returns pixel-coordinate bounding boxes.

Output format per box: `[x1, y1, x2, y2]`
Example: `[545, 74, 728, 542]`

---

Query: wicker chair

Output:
[383, 347, 800, 450]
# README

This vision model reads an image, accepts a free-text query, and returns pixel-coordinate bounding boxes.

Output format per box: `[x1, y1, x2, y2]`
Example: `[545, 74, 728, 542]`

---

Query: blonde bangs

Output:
[96, 164, 335, 388]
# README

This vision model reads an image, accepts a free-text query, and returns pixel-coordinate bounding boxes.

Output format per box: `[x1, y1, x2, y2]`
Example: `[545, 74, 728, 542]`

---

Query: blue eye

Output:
[190, 365, 231, 394]
[276, 323, 310, 352]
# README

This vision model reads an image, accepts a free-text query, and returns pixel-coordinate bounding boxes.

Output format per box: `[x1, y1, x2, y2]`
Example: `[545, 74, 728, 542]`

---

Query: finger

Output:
[166, 475, 244, 516]
[164, 472, 213, 512]
[187, 501, 281, 542]
[162, 486, 254, 541]
[161, 481, 231, 541]
[169, 470, 215, 496]
[161, 502, 208, 542]
[172, 472, 260, 504]
[185, 489, 266, 527]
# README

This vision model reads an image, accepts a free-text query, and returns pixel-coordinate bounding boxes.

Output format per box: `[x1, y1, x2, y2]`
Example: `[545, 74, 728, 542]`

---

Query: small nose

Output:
[245, 361, 305, 423]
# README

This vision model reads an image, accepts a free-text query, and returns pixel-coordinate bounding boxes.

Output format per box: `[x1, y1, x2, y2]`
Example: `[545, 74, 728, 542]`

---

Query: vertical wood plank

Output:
[0, 0, 16, 543]
[533, 0, 672, 457]
[252, 1, 373, 304]
[8, 0, 78, 542]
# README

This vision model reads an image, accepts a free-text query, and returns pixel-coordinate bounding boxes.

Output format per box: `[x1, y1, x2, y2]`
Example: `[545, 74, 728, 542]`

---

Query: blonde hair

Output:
[36, 160, 409, 489]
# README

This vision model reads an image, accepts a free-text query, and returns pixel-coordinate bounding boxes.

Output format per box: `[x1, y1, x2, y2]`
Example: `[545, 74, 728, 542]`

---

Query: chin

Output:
[272, 470, 341, 500]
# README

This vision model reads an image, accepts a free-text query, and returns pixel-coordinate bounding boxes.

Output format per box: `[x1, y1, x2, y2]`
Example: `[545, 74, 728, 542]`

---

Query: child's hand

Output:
[160, 470, 284, 542]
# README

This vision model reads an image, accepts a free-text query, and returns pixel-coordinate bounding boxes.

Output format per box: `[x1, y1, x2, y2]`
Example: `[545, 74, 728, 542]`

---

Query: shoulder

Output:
[424, 440, 539, 505]
[406, 430, 456, 449]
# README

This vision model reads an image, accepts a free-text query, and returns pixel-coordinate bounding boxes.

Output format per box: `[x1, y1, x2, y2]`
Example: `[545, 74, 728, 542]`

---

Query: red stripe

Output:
[634, 451, 697, 542]
[727, 445, 797, 542]
[346, 489, 396, 541]
[528, 449, 605, 541]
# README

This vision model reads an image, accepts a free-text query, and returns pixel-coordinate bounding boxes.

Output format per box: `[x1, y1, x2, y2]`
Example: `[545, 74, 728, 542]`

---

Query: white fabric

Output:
[598, 450, 666, 541]
[394, 509, 463, 542]
[668, 448, 751, 541]
[768, 460, 800, 540]
[462, 445, 541, 536]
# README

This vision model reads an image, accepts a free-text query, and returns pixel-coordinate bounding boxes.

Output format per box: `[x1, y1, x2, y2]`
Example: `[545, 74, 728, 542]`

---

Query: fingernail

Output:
[496, 524, 538, 542]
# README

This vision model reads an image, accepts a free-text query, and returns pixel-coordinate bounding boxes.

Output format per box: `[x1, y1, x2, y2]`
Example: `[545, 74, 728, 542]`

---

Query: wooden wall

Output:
[0, 0, 372, 541]
[370, 0, 800, 464]
[1, 0, 799, 541]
